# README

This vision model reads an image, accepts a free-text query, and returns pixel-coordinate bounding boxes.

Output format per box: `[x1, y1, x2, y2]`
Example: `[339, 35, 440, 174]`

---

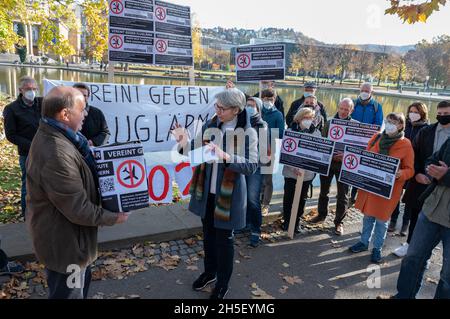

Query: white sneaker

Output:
[393, 243, 409, 258]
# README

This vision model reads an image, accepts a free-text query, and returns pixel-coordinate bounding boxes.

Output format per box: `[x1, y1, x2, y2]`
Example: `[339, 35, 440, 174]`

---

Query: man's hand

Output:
[295, 169, 303, 177]
[116, 212, 130, 224]
[226, 80, 235, 89]
[427, 161, 449, 181]
[415, 173, 432, 185]
[88, 140, 94, 147]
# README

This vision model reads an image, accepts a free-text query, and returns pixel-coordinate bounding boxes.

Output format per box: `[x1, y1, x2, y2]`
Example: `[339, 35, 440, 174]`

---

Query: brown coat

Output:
[26, 122, 118, 274]
[355, 134, 415, 222]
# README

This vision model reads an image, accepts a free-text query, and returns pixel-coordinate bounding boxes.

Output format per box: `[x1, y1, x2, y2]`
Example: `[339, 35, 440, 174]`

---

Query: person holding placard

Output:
[313, 98, 355, 235]
[282, 108, 322, 233]
[349, 113, 414, 264]
[174, 88, 258, 299]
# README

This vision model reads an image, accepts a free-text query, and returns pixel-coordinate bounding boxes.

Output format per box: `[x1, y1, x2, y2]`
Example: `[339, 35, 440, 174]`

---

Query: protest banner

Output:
[44, 79, 224, 153]
[235, 44, 285, 82]
[328, 119, 380, 152]
[339, 146, 400, 199]
[94, 142, 150, 212]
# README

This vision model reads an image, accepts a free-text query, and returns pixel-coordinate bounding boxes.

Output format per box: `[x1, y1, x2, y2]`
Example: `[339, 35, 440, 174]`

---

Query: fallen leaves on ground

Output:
[279, 286, 289, 294]
[426, 277, 439, 285]
[250, 283, 274, 299]
[281, 274, 304, 285]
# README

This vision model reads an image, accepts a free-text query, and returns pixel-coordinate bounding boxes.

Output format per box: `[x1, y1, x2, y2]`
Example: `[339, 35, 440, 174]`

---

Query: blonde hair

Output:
[294, 107, 315, 124]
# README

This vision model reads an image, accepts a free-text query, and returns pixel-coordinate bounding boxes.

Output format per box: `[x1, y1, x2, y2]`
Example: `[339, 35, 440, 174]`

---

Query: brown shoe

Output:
[335, 224, 344, 236]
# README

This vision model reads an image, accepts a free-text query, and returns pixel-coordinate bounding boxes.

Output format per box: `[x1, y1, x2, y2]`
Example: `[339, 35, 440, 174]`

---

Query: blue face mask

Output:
[246, 106, 257, 117]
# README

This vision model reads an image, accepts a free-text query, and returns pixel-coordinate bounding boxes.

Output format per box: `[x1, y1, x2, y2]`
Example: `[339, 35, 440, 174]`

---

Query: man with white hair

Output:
[311, 98, 355, 235]
[3, 76, 42, 218]
[349, 83, 384, 205]
[352, 83, 383, 126]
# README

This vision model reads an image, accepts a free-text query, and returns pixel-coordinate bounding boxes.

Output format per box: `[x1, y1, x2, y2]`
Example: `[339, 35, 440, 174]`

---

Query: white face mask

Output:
[409, 113, 421, 123]
[263, 101, 274, 110]
[301, 119, 313, 130]
[385, 123, 398, 135]
[304, 92, 313, 98]
[360, 92, 371, 101]
[23, 90, 36, 102]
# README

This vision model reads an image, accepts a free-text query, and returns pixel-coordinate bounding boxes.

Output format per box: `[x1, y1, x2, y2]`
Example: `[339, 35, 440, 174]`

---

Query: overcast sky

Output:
[170, 0, 450, 46]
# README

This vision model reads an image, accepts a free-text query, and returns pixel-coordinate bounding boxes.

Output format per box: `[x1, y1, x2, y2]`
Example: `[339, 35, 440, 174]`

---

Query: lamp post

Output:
[425, 76, 430, 91]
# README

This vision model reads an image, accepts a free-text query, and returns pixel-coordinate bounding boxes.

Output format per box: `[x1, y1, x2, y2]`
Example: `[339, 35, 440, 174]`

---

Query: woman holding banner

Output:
[282, 107, 322, 233]
[349, 113, 414, 264]
[173, 88, 258, 299]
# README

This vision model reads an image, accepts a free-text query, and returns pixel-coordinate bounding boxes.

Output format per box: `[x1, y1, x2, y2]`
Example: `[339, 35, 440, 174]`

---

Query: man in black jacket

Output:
[395, 100, 450, 258]
[285, 82, 327, 129]
[73, 83, 110, 146]
[3, 76, 42, 218]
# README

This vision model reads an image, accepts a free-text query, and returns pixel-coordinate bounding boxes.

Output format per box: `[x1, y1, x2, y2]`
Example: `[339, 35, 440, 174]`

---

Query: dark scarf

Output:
[42, 117, 99, 189]
[190, 112, 247, 222]
[372, 131, 404, 155]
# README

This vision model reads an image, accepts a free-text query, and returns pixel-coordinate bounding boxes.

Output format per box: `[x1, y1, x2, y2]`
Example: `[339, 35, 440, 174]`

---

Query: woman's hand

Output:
[116, 213, 130, 224]
[171, 123, 190, 146]
[295, 169, 303, 177]
[396, 171, 402, 180]
[207, 142, 231, 162]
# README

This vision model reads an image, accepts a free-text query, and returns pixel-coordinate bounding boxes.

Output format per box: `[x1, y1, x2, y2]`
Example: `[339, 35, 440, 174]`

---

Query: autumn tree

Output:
[351, 49, 375, 85]
[191, 13, 203, 68]
[385, 0, 447, 23]
[336, 45, 356, 84]
[83, 0, 108, 63]
[416, 35, 450, 87]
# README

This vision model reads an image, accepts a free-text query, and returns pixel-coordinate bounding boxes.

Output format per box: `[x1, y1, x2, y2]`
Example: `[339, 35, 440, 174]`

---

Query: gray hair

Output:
[361, 82, 374, 92]
[19, 76, 37, 89]
[340, 98, 354, 109]
[215, 88, 246, 112]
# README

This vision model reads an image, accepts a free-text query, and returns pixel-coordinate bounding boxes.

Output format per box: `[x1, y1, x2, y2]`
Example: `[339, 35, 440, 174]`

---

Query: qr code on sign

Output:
[385, 175, 393, 183]
[100, 177, 115, 194]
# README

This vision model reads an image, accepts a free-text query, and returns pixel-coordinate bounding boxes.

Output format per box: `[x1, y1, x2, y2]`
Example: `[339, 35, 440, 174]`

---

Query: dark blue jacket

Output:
[261, 107, 285, 140]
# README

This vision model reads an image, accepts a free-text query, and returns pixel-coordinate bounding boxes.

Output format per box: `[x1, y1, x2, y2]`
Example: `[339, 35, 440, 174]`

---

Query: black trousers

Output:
[46, 266, 92, 299]
[406, 203, 423, 244]
[0, 249, 7, 269]
[202, 194, 234, 289]
[283, 178, 313, 229]
[318, 162, 349, 225]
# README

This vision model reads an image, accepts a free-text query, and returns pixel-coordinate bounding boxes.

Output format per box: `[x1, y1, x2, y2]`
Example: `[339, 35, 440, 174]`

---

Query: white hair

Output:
[361, 82, 373, 92]
[215, 88, 246, 112]
[340, 98, 354, 109]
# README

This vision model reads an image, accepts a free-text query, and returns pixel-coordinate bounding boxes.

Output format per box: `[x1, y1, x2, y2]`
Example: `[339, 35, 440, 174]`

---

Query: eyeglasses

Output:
[215, 103, 232, 113]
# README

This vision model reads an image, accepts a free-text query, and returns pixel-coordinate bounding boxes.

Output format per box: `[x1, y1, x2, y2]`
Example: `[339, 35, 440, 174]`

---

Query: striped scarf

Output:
[190, 124, 239, 222]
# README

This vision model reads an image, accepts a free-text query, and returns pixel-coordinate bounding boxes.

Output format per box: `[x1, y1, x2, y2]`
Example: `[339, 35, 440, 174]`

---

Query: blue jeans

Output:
[360, 216, 389, 250]
[396, 212, 450, 299]
[19, 156, 27, 218]
[246, 169, 263, 236]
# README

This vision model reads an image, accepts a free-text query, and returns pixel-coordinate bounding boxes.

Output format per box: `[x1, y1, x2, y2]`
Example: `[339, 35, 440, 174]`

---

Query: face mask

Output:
[246, 106, 257, 117]
[304, 92, 313, 98]
[303, 104, 315, 109]
[24, 90, 36, 102]
[385, 122, 398, 135]
[437, 115, 450, 126]
[409, 113, 421, 123]
[301, 119, 313, 130]
[263, 101, 274, 110]
[360, 92, 371, 101]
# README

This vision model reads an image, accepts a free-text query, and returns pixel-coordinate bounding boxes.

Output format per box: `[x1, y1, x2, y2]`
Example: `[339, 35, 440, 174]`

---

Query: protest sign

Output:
[235, 44, 285, 82]
[328, 119, 380, 152]
[94, 142, 149, 212]
[339, 146, 400, 199]
[280, 130, 335, 176]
